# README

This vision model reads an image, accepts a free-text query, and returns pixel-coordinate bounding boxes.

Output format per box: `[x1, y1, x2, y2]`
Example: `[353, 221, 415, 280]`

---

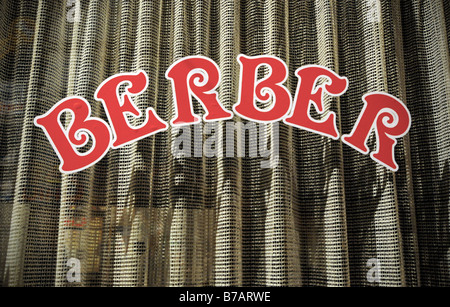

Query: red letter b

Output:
[34, 97, 112, 173]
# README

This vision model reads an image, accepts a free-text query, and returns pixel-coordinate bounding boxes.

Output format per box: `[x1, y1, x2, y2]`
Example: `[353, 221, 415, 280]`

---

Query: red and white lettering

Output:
[35, 58, 413, 174]
[233, 54, 292, 122]
[165, 56, 233, 126]
[95, 70, 168, 148]
[34, 97, 112, 174]
[283, 65, 348, 140]
[342, 92, 411, 171]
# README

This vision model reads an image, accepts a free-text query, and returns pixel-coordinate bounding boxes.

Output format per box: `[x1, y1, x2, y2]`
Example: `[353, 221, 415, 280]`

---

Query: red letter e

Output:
[284, 65, 348, 140]
[95, 70, 168, 148]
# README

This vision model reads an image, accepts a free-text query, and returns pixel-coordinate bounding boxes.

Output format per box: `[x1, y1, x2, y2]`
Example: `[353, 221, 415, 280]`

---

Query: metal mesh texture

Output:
[0, 0, 449, 286]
